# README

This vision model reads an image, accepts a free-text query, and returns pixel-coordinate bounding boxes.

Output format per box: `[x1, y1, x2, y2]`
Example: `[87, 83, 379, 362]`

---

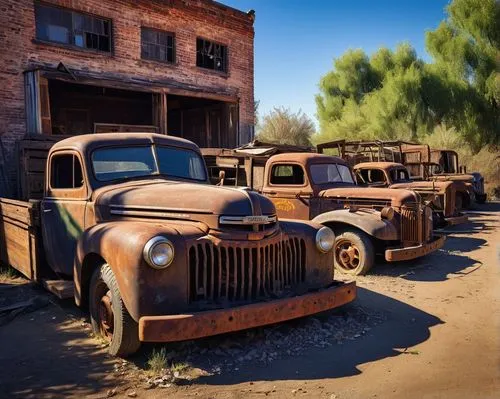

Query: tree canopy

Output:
[315, 0, 499, 151]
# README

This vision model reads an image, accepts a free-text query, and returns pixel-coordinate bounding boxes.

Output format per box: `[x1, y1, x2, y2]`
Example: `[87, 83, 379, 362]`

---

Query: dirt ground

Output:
[0, 202, 499, 399]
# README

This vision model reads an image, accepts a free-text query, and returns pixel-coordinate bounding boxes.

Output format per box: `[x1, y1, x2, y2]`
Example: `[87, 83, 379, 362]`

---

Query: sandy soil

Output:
[0, 202, 498, 399]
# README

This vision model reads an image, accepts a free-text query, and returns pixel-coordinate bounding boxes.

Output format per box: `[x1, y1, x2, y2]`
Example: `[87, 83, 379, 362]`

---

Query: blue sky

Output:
[221, 0, 450, 127]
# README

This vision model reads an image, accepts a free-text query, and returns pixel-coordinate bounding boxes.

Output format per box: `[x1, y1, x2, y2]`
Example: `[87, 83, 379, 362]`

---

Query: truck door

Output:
[41, 152, 87, 277]
[262, 163, 311, 220]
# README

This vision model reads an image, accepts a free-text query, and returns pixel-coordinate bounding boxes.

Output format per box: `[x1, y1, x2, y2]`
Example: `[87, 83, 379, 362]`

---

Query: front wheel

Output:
[89, 264, 141, 357]
[334, 229, 375, 276]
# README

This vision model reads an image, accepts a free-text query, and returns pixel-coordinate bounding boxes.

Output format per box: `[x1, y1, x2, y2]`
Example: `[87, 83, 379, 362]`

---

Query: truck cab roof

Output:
[50, 132, 201, 155]
[268, 152, 348, 167]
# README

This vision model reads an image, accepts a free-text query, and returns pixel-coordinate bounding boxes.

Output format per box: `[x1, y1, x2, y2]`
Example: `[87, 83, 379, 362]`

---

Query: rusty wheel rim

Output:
[335, 239, 361, 271]
[98, 291, 114, 341]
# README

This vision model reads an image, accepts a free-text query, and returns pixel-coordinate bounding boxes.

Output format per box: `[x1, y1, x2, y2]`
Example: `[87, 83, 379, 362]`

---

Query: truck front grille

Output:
[400, 205, 424, 243]
[188, 237, 306, 304]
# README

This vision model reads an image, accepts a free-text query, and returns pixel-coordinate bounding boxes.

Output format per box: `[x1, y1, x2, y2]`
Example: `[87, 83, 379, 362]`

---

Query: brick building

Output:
[0, 0, 255, 196]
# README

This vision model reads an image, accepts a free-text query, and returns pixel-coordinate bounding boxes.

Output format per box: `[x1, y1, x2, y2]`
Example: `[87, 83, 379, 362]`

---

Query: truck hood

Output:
[430, 174, 474, 183]
[389, 180, 452, 194]
[319, 186, 418, 207]
[94, 179, 276, 226]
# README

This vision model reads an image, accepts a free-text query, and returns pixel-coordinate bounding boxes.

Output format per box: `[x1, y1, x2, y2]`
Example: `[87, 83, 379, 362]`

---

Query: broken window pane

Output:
[196, 38, 228, 73]
[35, 2, 111, 53]
[141, 27, 175, 63]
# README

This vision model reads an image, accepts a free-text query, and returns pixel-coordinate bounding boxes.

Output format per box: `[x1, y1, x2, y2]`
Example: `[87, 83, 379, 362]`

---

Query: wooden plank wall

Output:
[0, 198, 41, 281]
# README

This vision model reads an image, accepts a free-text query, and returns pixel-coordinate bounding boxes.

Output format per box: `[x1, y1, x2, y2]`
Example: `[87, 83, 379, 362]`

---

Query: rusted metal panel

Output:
[385, 235, 445, 262]
[138, 282, 356, 342]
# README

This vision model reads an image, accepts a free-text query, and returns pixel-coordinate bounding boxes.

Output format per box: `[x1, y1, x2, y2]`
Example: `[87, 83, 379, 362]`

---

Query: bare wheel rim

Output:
[97, 287, 114, 341]
[335, 239, 361, 271]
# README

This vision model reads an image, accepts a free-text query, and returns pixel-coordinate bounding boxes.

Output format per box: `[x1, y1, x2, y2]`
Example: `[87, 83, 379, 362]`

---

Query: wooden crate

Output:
[0, 198, 41, 281]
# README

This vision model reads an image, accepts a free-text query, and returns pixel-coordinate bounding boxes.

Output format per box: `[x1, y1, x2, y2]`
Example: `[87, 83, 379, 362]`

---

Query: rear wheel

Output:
[334, 229, 375, 276]
[89, 264, 141, 357]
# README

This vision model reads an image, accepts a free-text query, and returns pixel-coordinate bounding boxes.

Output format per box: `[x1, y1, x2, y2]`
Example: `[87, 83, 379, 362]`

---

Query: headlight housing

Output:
[316, 227, 335, 253]
[380, 206, 395, 220]
[143, 236, 175, 269]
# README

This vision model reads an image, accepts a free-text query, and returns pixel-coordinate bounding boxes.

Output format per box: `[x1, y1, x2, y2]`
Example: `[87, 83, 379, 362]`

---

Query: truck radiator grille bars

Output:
[188, 237, 306, 304]
[400, 205, 424, 243]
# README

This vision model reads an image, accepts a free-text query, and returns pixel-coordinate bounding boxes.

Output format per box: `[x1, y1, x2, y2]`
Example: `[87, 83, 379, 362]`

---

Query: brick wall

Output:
[0, 0, 254, 196]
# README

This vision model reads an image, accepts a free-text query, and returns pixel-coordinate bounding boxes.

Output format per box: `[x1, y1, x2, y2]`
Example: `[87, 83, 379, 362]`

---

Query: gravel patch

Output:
[141, 303, 386, 387]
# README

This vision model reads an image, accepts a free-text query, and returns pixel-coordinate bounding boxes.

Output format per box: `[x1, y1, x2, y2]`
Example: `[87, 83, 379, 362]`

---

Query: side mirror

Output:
[217, 170, 226, 186]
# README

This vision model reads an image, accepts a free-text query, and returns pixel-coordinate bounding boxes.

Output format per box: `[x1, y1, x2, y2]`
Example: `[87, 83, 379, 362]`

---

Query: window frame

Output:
[140, 27, 176, 64]
[46, 151, 88, 200]
[355, 168, 388, 185]
[196, 37, 229, 74]
[34, 2, 113, 55]
[309, 163, 356, 185]
[268, 162, 308, 188]
[89, 144, 209, 184]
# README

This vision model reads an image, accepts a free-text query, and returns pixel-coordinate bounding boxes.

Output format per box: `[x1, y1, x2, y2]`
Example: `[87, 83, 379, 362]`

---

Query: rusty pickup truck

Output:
[352, 162, 468, 226]
[317, 139, 474, 217]
[202, 147, 445, 276]
[0, 133, 356, 356]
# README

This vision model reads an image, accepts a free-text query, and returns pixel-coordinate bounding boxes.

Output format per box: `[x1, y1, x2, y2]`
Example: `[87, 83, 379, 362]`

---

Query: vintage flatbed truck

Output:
[402, 145, 487, 204]
[202, 146, 445, 276]
[317, 139, 475, 215]
[0, 133, 356, 356]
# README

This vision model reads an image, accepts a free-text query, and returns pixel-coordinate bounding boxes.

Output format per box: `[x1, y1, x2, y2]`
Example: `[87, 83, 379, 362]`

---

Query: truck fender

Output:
[312, 209, 398, 241]
[74, 221, 204, 321]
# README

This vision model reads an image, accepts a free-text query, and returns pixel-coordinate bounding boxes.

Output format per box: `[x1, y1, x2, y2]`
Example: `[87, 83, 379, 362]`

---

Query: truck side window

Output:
[270, 164, 304, 185]
[368, 169, 386, 183]
[51, 154, 84, 189]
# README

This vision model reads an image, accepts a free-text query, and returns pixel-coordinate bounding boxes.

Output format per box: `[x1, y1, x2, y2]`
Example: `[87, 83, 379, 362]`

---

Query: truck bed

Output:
[0, 198, 42, 281]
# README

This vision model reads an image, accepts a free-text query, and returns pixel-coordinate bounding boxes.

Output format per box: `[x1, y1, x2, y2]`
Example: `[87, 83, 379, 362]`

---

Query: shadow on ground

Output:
[189, 286, 442, 384]
[0, 282, 119, 399]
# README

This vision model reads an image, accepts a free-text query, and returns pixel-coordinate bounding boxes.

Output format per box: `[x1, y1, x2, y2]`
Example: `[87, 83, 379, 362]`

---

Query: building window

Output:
[35, 3, 111, 53]
[196, 38, 228, 73]
[141, 28, 175, 63]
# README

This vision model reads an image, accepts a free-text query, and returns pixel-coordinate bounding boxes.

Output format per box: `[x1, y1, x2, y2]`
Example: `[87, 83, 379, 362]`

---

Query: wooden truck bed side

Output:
[0, 198, 42, 281]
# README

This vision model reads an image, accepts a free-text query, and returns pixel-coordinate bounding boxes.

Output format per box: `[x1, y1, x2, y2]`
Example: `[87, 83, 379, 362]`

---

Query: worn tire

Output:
[89, 264, 141, 357]
[333, 229, 375, 276]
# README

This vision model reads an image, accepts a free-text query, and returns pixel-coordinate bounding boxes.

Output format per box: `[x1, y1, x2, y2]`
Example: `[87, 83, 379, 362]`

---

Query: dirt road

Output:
[0, 203, 498, 399]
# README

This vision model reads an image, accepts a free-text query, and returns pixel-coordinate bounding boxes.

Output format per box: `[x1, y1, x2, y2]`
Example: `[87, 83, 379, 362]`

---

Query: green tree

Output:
[315, 0, 499, 150]
[256, 107, 315, 146]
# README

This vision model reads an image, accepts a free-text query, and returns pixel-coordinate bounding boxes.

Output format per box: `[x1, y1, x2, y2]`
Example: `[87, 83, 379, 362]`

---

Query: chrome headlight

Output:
[316, 227, 335, 253]
[143, 236, 174, 269]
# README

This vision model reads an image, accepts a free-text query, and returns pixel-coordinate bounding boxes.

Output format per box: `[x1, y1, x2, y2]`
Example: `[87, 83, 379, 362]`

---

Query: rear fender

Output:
[312, 209, 398, 241]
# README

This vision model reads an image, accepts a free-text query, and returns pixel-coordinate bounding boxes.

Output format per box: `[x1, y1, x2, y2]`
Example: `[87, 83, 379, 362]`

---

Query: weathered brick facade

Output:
[0, 0, 255, 196]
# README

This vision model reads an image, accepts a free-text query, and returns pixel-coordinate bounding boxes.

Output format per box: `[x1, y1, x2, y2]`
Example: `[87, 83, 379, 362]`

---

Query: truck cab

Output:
[0, 133, 356, 357]
[259, 153, 445, 276]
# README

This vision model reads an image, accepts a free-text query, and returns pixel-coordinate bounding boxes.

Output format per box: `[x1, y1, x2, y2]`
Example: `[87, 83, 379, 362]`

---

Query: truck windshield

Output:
[92, 145, 206, 182]
[310, 164, 354, 184]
